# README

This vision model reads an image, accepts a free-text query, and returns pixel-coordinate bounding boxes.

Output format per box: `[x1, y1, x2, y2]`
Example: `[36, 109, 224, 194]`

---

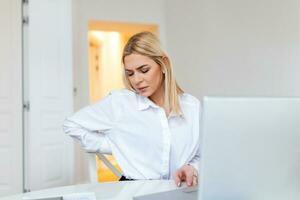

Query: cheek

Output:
[148, 71, 163, 86]
[127, 77, 136, 87]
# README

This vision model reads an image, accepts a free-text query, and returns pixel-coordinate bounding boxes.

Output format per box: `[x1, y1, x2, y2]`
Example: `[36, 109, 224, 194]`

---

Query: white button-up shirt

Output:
[63, 89, 201, 180]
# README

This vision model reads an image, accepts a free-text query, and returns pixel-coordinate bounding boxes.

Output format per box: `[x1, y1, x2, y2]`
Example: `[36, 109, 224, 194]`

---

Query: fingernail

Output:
[177, 182, 181, 187]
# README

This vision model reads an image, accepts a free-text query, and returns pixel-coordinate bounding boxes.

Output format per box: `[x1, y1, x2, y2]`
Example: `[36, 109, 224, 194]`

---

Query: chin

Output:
[139, 91, 152, 97]
[139, 92, 150, 97]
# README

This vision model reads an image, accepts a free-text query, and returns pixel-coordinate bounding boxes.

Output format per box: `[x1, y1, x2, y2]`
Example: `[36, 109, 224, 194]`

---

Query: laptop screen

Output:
[199, 97, 300, 200]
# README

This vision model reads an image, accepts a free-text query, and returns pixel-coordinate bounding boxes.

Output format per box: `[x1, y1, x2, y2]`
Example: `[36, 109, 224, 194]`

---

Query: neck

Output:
[149, 84, 165, 107]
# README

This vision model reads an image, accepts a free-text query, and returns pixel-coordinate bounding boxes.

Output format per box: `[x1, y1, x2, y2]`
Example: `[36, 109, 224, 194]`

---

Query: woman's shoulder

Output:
[92, 89, 137, 110]
[107, 88, 137, 103]
[180, 93, 201, 106]
[109, 88, 135, 97]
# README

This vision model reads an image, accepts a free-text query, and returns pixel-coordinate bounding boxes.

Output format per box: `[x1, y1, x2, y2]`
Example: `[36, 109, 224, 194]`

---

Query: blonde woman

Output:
[63, 32, 201, 187]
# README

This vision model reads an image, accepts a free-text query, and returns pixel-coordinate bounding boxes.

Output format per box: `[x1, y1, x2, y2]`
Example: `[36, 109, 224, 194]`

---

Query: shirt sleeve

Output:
[188, 99, 202, 172]
[63, 93, 115, 154]
[188, 146, 200, 172]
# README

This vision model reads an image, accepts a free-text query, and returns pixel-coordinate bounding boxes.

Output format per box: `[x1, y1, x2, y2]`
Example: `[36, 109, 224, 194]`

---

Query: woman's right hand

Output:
[174, 164, 198, 187]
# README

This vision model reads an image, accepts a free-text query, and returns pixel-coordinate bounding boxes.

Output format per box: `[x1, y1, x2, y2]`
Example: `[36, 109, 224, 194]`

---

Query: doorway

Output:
[88, 21, 158, 182]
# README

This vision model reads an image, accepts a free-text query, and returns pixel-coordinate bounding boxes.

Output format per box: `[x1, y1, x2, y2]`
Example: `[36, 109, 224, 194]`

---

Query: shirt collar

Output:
[168, 110, 178, 118]
[136, 93, 159, 111]
[136, 93, 184, 118]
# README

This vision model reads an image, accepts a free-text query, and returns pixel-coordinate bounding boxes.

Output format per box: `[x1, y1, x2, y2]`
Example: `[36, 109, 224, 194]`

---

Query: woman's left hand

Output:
[174, 164, 198, 187]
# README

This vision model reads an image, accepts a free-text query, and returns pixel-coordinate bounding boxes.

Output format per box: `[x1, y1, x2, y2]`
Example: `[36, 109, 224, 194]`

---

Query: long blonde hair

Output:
[122, 31, 184, 116]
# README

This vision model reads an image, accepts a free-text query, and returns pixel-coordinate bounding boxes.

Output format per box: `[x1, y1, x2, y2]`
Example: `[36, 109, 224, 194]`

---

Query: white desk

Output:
[0, 180, 183, 200]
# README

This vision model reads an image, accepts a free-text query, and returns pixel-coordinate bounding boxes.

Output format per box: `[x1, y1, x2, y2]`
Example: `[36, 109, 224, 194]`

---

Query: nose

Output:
[132, 73, 143, 85]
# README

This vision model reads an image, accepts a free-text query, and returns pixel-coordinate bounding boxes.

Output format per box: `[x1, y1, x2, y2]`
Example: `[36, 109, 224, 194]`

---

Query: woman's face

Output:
[124, 54, 164, 98]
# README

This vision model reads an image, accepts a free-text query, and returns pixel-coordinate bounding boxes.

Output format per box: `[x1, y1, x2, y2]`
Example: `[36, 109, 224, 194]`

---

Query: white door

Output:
[25, 0, 74, 191]
[0, 0, 23, 197]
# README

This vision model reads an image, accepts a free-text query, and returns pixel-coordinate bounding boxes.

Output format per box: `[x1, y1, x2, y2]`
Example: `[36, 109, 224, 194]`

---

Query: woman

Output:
[63, 31, 201, 187]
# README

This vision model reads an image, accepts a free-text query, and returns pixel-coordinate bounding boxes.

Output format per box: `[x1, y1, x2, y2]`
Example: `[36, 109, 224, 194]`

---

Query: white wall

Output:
[72, 0, 167, 183]
[165, 0, 300, 99]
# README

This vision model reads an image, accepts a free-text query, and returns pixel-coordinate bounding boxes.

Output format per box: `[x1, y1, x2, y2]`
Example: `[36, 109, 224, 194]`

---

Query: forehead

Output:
[124, 54, 155, 70]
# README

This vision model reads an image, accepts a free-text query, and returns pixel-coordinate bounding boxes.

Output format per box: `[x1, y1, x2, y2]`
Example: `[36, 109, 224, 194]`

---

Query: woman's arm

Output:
[174, 146, 200, 187]
[175, 98, 202, 187]
[187, 146, 200, 172]
[63, 119, 112, 154]
[63, 93, 115, 154]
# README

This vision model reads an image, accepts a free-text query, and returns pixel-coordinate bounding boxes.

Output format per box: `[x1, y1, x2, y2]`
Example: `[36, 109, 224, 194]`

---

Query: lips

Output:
[137, 86, 148, 92]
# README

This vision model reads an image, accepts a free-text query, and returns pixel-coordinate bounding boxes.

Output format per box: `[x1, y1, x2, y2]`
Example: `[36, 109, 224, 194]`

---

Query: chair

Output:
[87, 152, 123, 182]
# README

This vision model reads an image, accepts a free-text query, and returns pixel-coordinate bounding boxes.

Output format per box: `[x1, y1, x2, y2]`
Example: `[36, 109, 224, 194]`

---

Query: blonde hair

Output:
[122, 31, 184, 116]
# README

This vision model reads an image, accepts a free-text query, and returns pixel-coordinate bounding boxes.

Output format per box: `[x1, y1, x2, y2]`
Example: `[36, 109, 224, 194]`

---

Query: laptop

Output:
[134, 97, 300, 200]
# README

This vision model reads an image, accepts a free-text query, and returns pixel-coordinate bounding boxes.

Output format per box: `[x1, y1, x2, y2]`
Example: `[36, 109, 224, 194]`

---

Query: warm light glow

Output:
[88, 31, 125, 103]
[88, 31, 126, 182]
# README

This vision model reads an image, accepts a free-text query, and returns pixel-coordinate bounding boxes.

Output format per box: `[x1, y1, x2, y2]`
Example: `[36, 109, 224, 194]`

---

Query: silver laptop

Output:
[134, 97, 300, 200]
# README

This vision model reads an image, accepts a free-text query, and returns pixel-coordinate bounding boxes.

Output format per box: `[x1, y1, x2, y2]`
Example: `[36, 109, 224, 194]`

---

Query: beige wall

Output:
[165, 0, 300, 99]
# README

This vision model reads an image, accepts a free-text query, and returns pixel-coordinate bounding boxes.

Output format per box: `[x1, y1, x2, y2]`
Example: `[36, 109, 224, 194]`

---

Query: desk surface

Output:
[1, 180, 183, 200]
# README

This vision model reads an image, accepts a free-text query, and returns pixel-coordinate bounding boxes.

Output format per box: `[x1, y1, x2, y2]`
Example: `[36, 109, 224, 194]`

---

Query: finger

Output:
[192, 174, 198, 186]
[174, 171, 182, 187]
[186, 171, 194, 187]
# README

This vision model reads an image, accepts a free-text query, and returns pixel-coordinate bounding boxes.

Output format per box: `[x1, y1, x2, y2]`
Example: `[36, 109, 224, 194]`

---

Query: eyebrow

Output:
[125, 64, 148, 71]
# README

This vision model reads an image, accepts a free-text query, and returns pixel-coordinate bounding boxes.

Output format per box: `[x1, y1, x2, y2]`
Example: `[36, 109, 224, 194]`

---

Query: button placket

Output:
[159, 108, 171, 178]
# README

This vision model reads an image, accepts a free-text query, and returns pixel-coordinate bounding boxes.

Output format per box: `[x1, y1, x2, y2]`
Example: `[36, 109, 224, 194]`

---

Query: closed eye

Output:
[125, 70, 134, 76]
[125, 65, 149, 76]
[140, 68, 149, 73]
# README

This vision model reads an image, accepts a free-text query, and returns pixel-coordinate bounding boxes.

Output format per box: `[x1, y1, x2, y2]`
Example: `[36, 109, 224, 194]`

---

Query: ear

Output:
[162, 56, 169, 65]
